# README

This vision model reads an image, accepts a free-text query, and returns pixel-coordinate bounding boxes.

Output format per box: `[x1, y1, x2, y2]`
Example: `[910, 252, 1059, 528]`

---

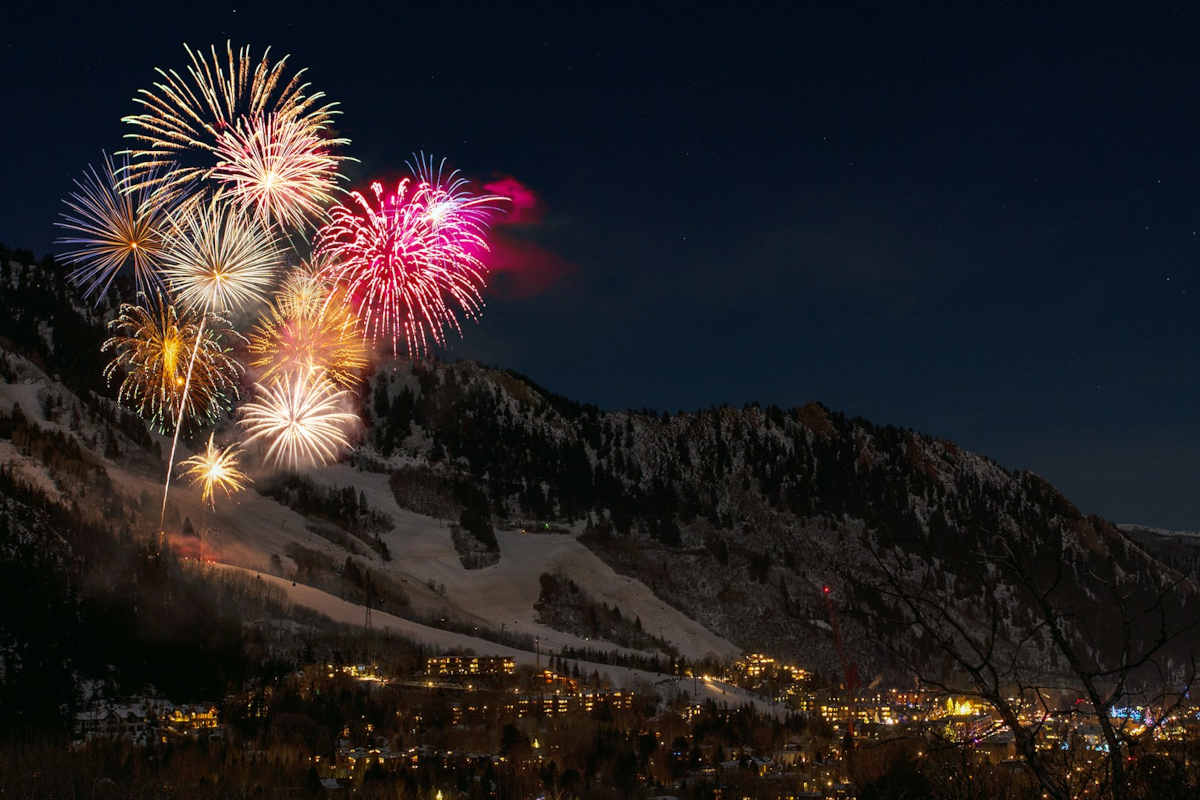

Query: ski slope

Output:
[305, 464, 738, 661]
[212, 562, 778, 716]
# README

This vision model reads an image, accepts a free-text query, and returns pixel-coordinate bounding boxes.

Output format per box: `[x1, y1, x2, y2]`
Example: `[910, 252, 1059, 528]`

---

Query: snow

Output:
[88, 451, 736, 663]
[0, 440, 61, 500]
[304, 464, 738, 661]
[0, 374, 48, 423]
[211, 562, 779, 716]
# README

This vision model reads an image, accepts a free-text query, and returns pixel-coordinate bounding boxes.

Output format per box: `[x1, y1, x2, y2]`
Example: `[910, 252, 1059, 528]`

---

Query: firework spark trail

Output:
[314, 160, 503, 357]
[56, 152, 169, 301]
[160, 312, 210, 526]
[157, 196, 281, 528]
[120, 42, 342, 207]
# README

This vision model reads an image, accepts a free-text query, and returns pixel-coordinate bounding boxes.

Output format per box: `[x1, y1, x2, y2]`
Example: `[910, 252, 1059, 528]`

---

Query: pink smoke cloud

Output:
[485, 175, 542, 225]
[479, 174, 572, 298]
[484, 233, 572, 299]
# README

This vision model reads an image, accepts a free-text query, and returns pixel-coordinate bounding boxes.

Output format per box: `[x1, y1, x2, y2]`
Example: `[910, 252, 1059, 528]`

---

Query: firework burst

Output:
[179, 433, 251, 508]
[56, 152, 168, 301]
[211, 113, 349, 231]
[408, 152, 500, 237]
[120, 41, 342, 205]
[241, 368, 357, 468]
[102, 295, 243, 432]
[247, 285, 367, 390]
[160, 195, 282, 314]
[314, 161, 503, 357]
[276, 260, 331, 319]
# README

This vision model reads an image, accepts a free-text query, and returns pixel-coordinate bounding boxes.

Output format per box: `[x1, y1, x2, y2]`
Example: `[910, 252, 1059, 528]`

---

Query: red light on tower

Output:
[823, 585, 831, 594]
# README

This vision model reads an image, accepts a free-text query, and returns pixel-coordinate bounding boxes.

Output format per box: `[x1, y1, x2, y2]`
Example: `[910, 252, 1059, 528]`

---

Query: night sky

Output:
[4, 3, 1200, 529]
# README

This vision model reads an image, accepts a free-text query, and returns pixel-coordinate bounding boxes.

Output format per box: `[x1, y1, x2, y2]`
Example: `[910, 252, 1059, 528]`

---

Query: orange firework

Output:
[247, 284, 367, 390]
[276, 261, 330, 319]
[101, 294, 243, 432]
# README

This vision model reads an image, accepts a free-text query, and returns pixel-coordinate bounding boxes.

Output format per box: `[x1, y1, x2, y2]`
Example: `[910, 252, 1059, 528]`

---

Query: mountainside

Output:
[1120, 524, 1200, 585]
[361, 359, 1197, 680]
[1, 244, 1195, 688]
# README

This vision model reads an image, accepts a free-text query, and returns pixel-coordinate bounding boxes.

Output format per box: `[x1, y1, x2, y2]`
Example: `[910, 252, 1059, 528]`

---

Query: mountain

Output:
[1119, 524, 1200, 585]
[0, 243, 1195, 692]
[361, 360, 1198, 680]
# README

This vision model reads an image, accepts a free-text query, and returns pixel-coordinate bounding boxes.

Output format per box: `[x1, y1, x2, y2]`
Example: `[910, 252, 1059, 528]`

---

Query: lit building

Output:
[736, 653, 776, 678]
[425, 656, 516, 677]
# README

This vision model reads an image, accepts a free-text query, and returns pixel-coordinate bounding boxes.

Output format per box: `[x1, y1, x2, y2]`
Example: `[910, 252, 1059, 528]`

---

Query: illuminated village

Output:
[63, 645, 1200, 800]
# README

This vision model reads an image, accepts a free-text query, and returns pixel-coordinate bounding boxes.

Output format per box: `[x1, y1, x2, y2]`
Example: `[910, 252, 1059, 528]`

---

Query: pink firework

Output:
[315, 158, 503, 357]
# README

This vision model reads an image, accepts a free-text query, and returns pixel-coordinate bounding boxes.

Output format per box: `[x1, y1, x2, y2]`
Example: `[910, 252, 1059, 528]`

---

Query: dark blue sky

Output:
[4, 2, 1200, 528]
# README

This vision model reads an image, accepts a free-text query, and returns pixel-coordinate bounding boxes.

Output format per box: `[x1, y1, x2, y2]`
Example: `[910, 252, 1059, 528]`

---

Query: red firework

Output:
[315, 159, 502, 357]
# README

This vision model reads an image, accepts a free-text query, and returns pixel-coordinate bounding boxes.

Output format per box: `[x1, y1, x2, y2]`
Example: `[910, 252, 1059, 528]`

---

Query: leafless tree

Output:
[841, 516, 1200, 800]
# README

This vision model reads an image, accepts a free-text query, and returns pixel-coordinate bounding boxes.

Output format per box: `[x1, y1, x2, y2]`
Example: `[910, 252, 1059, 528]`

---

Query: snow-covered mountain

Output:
[0, 245, 1196, 686]
[357, 358, 1198, 677]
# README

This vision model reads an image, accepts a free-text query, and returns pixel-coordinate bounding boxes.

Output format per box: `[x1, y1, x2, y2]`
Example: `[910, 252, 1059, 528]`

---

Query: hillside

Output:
[0, 246, 736, 674]
[0, 244, 1195, 690]
[358, 359, 1196, 678]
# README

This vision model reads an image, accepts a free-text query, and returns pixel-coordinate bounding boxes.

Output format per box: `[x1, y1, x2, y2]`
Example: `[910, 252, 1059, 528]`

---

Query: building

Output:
[333, 744, 407, 778]
[165, 704, 220, 736]
[73, 697, 221, 747]
[425, 655, 516, 677]
[504, 689, 635, 718]
[736, 653, 776, 678]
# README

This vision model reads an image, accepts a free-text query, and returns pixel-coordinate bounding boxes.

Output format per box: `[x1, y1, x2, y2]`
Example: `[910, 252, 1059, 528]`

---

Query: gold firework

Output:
[240, 368, 357, 469]
[160, 195, 282, 314]
[179, 433, 251, 508]
[212, 113, 349, 230]
[120, 41, 342, 206]
[56, 152, 167, 300]
[102, 294, 244, 432]
[247, 283, 367, 390]
[277, 263, 329, 319]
